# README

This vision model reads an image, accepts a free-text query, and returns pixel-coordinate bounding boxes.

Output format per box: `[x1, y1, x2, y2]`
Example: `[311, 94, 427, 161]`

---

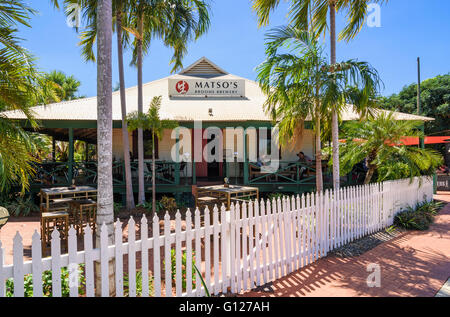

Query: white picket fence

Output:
[0, 176, 434, 297]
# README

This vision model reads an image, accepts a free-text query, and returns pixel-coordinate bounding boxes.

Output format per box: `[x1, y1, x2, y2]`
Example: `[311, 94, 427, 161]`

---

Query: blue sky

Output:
[19, 0, 450, 98]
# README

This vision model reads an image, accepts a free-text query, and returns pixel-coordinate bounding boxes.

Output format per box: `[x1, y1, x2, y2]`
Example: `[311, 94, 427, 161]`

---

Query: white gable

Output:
[179, 57, 228, 76]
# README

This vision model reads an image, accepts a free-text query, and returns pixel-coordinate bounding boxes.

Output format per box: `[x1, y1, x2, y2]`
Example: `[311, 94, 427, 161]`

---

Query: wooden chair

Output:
[39, 195, 74, 213]
[196, 196, 219, 210]
[249, 164, 274, 181]
[41, 211, 69, 256]
[69, 199, 97, 236]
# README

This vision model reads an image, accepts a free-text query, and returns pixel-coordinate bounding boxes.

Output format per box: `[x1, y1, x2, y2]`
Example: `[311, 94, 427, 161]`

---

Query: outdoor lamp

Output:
[0, 207, 9, 230]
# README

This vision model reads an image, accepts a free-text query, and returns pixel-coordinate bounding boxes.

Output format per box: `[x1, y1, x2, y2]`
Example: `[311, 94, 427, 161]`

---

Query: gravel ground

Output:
[330, 227, 406, 258]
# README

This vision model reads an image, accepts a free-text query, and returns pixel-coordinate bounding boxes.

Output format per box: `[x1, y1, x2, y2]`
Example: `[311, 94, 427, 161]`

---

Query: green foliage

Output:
[252, 0, 388, 42]
[0, 1, 69, 193]
[267, 192, 284, 202]
[6, 264, 86, 297]
[138, 200, 163, 214]
[127, 96, 179, 138]
[55, 0, 211, 73]
[394, 200, 444, 231]
[3, 194, 38, 216]
[160, 196, 177, 213]
[44, 70, 84, 102]
[123, 270, 154, 297]
[379, 74, 450, 138]
[114, 202, 122, 217]
[167, 249, 196, 290]
[256, 25, 381, 145]
[193, 263, 210, 297]
[338, 112, 443, 184]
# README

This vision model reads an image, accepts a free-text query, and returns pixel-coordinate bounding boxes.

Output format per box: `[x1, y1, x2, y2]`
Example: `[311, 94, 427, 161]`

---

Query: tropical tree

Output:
[127, 96, 178, 216]
[257, 25, 381, 191]
[339, 112, 443, 184]
[45, 70, 84, 101]
[379, 73, 450, 165]
[115, 0, 135, 210]
[0, 0, 52, 193]
[54, 0, 211, 208]
[257, 27, 326, 190]
[252, 0, 388, 190]
[126, 0, 211, 205]
[51, 0, 136, 211]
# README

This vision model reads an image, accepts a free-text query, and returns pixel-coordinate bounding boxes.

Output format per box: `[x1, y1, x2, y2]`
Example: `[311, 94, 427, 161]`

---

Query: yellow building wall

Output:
[112, 128, 133, 160]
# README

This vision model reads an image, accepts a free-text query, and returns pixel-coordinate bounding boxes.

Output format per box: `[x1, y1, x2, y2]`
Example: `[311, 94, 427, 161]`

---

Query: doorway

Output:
[193, 129, 223, 179]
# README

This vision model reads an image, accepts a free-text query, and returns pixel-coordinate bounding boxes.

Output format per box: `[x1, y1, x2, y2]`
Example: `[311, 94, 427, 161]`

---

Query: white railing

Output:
[0, 176, 434, 297]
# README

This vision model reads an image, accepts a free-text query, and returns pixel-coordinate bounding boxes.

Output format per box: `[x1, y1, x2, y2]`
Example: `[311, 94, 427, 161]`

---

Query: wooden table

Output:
[40, 186, 97, 212]
[196, 185, 259, 210]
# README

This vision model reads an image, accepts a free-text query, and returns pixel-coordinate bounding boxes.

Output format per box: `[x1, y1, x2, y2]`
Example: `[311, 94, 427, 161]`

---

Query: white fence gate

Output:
[0, 177, 434, 297]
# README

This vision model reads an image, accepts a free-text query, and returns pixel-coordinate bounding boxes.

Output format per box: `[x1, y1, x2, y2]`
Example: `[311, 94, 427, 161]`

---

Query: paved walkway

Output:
[240, 192, 450, 297]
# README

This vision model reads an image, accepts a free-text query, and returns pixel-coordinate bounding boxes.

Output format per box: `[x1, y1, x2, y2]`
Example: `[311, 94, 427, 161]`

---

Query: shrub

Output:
[4, 195, 38, 217]
[267, 192, 284, 202]
[160, 196, 177, 213]
[394, 201, 443, 231]
[123, 270, 154, 297]
[138, 200, 163, 214]
[6, 264, 86, 297]
[166, 249, 196, 290]
[113, 202, 122, 217]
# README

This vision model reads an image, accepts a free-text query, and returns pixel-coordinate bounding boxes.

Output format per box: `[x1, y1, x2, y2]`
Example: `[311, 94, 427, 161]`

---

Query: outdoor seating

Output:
[249, 164, 273, 181]
[68, 199, 97, 235]
[196, 196, 220, 210]
[196, 184, 259, 210]
[39, 187, 98, 253]
[41, 211, 69, 256]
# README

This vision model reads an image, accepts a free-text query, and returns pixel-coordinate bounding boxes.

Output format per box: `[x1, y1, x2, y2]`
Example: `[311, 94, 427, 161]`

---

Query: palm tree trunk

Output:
[152, 131, 156, 216]
[315, 110, 323, 192]
[330, 1, 340, 190]
[116, 9, 135, 211]
[364, 166, 376, 184]
[95, 0, 115, 296]
[137, 11, 145, 205]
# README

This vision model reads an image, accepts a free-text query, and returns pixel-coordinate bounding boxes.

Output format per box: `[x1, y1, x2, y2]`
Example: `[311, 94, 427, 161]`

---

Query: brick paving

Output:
[239, 192, 450, 297]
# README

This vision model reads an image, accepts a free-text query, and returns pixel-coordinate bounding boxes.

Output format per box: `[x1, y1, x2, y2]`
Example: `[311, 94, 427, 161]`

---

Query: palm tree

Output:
[309, 0, 388, 190]
[127, 96, 178, 216]
[115, 0, 135, 210]
[45, 70, 84, 101]
[257, 27, 326, 191]
[52, 0, 136, 210]
[252, 0, 388, 190]
[257, 25, 381, 191]
[126, 0, 211, 205]
[96, 0, 114, 244]
[340, 112, 443, 184]
[0, 0, 52, 193]
[94, 0, 115, 296]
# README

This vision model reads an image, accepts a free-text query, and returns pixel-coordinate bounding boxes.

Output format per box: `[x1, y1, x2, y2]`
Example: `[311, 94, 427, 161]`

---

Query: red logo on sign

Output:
[176, 81, 189, 94]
